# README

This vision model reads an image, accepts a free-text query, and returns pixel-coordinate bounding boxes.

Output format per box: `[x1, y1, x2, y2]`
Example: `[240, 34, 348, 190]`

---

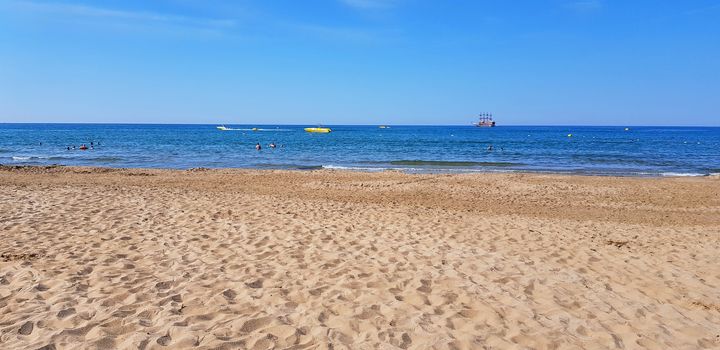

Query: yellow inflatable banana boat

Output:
[304, 127, 332, 133]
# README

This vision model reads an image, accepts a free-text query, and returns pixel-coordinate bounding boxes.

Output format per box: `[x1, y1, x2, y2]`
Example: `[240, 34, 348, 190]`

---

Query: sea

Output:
[1, 124, 719, 177]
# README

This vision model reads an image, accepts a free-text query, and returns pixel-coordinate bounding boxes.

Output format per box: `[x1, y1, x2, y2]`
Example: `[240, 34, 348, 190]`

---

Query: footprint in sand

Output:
[246, 279, 263, 289]
[240, 316, 274, 333]
[155, 281, 172, 290]
[399, 333, 413, 349]
[57, 308, 76, 319]
[157, 334, 172, 346]
[222, 289, 237, 300]
[417, 279, 432, 294]
[19, 321, 33, 335]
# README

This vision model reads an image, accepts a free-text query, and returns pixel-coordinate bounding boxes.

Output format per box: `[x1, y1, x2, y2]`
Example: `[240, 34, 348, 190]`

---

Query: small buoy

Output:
[567, 134, 573, 137]
[624, 127, 630, 131]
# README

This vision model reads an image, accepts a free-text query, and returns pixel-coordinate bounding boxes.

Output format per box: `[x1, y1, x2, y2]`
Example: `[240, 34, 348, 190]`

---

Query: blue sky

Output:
[0, 0, 718, 125]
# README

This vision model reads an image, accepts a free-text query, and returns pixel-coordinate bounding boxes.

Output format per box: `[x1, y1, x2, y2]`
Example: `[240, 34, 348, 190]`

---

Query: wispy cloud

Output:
[4, 0, 236, 30]
[684, 2, 720, 15]
[340, 0, 398, 10]
[2, 0, 397, 43]
[287, 22, 377, 42]
[565, 0, 603, 13]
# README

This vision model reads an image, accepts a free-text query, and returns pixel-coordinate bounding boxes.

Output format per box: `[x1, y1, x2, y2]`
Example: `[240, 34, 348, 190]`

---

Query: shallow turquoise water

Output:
[1, 124, 718, 176]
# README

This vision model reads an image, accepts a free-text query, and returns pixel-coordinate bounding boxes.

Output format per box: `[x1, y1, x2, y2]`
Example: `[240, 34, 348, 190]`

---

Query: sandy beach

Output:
[1, 166, 719, 349]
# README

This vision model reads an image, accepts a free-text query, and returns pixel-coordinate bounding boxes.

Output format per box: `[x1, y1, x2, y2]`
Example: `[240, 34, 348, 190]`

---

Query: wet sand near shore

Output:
[1, 166, 719, 349]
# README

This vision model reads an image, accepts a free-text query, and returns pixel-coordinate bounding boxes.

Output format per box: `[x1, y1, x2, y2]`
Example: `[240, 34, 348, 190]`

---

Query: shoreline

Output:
[2, 164, 719, 178]
[1, 164, 719, 348]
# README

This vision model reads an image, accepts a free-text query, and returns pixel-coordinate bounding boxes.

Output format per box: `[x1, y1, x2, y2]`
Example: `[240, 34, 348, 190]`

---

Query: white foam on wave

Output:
[322, 165, 386, 172]
[323, 166, 713, 177]
[11, 155, 55, 161]
[225, 128, 293, 132]
[660, 172, 706, 177]
[322, 165, 515, 174]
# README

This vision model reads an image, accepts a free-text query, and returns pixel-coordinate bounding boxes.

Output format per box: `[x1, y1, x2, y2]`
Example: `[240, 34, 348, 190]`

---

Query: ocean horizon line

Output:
[2, 122, 719, 128]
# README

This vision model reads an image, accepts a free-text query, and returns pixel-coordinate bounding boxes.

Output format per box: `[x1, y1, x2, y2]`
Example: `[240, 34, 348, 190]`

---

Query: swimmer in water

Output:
[255, 143, 262, 151]
[487, 145, 494, 151]
[269, 142, 276, 149]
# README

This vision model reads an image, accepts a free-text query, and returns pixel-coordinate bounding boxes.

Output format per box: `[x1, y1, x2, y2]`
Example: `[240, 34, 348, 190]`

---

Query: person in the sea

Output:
[255, 143, 262, 150]
[269, 142, 276, 149]
[487, 145, 494, 151]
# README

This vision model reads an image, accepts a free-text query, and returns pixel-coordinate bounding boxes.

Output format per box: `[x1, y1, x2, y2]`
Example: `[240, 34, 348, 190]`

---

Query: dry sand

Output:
[1, 166, 719, 349]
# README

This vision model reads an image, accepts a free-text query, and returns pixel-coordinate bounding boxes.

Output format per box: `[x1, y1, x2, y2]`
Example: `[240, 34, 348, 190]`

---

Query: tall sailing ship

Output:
[473, 113, 496, 127]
